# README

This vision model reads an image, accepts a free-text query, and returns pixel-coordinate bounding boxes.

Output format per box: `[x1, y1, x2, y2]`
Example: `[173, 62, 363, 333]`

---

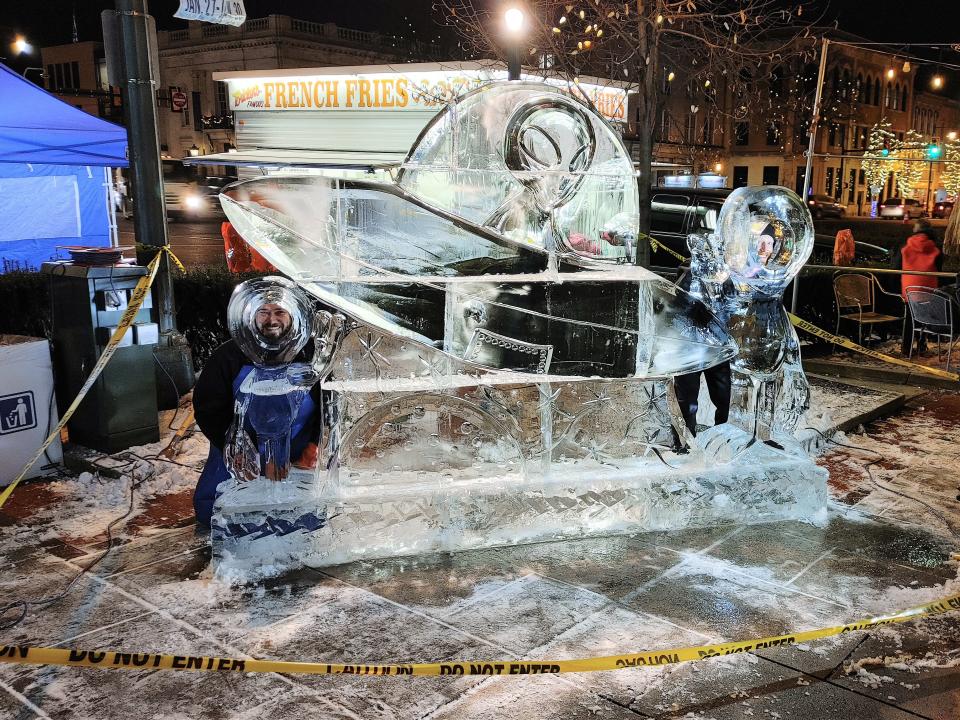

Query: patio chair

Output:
[833, 272, 902, 345]
[904, 286, 957, 370]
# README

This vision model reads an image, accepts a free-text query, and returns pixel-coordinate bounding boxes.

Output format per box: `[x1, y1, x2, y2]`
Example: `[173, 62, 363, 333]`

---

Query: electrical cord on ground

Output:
[806, 426, 960, 541]
[0, 467, 145, 632]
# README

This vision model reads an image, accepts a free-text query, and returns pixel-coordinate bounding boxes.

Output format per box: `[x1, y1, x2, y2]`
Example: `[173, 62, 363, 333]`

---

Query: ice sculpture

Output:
[210, 81, 827, 581]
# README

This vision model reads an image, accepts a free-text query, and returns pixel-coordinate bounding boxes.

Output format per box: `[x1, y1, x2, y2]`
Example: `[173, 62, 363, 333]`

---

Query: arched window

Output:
[899, 84, 907, 111]
[841, 69, 851, 100]
[874, 78, 881, 106]
[856, 73, 864, 102]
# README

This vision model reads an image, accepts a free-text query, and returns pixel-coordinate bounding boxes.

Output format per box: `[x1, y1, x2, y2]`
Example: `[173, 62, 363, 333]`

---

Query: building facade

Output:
[156, 16, 440, 159]
[40, 41, 122, 123]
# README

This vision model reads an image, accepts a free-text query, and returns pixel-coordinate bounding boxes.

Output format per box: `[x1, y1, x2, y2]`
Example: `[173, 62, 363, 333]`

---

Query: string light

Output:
[886, 68, 895, 79]
[667, 71, 675, 81]
[932, 75, 944, 89]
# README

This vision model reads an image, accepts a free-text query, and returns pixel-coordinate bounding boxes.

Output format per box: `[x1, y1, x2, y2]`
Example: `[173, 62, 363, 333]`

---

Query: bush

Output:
[0, 264, 266, 371]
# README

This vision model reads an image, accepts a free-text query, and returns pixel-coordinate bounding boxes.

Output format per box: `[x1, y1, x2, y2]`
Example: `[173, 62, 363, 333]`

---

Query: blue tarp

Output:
[0, 63, 127, 271]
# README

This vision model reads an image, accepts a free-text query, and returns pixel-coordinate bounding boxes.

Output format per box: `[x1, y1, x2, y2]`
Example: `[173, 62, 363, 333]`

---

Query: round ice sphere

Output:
[227, 276, 315, 366]
[715, 186, 813, 290]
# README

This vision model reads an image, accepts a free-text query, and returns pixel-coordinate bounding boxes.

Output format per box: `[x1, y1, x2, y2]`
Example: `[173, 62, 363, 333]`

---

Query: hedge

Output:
[0, 265, 265, 371]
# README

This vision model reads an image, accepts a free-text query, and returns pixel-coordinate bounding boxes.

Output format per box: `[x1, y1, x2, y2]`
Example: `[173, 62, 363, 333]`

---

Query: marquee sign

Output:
[225, 70, 626, 122]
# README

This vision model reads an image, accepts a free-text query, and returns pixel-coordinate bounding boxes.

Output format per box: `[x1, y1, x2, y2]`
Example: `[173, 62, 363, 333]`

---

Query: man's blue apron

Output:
[193, 365, 317, 525]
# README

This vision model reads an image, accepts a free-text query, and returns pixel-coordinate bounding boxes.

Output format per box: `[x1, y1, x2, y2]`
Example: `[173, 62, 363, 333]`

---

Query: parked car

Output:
[645, 186, 890, 268]
[878, 197, 925, 220]
[162, 159, 233, 221]
[932, 200, 954, 219]
[807, 194, 846, 219]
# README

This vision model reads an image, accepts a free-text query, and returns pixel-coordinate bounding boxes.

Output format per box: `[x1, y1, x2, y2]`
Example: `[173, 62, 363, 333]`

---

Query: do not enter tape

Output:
[1, 593, 957, 677]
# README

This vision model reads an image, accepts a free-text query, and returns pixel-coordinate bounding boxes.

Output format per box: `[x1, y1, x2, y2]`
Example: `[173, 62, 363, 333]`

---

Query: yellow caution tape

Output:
[160, 406, 196, 459]
[788, 312, 960, 382]
[0, 247, 184, 510]
[643, 233, 689, 263]
[1, 593, 957, 677]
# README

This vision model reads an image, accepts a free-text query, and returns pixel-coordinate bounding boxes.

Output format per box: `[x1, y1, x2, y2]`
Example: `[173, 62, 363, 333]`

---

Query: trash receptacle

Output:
[0, 335, 62, 485]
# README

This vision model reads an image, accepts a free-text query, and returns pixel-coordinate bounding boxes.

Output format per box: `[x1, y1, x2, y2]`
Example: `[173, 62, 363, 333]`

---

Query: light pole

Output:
[503, 7, 525, 81]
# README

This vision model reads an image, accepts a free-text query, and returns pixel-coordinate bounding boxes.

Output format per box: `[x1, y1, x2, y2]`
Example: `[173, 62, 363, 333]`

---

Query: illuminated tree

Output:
[941, 137, 960, 200]
[436, 0, 817, 266]
[895, 129, 925, 199]
[862, 119, 898, 210]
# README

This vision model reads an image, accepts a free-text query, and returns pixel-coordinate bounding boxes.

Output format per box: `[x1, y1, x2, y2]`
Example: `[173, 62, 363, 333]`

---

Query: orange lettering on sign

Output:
[328, 81, 339, 107]
[263, 82, 275, 109]
[286, 82, 300, 108]
[381, 79, 395, 108]
[275, 82, 287, 108]
[358, 79, 373, 107]
[312, 81, 324, 108]
[345, 80, 357, 107]
[299, 82, 313, 108]
[395, 78, 409, 107]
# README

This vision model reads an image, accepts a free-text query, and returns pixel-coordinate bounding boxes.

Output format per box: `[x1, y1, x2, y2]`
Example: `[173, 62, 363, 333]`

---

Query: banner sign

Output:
[225, 70, 627, 121]
[174, 0, 246, 27]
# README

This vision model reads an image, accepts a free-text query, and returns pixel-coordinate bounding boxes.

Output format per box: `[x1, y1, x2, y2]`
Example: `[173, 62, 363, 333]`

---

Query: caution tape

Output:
[0, 246, 184, 510]
[788, 312, 960, 382]
[1, 592, 957, 677]
[643, 233, 689, 263]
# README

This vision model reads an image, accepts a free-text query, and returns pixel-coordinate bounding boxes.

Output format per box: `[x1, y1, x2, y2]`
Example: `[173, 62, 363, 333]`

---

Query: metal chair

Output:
[833, 272, 902, 345]
[904, 286, 957, 370]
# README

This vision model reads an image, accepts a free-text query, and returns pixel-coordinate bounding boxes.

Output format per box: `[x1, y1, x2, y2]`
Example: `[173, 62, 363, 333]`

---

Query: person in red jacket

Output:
[893, 219, 943, 354]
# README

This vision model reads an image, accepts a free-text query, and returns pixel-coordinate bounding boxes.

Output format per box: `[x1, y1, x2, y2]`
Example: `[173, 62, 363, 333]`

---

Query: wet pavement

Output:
[0, 392, 958, 719]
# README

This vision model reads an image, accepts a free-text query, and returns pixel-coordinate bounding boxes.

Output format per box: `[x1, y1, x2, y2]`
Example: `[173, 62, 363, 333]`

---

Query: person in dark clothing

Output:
[193, 299, 325, 526]
[674, 361, 731, 436]
[673, 238, 733, 437]
[892, 219, 944, 355]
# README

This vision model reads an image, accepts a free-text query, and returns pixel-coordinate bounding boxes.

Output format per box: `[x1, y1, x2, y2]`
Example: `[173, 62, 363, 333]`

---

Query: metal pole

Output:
[791, 37, 829, 314]
[113, 0, 175, 336]
[926, 157, 934, 214]
[507, 44, 521, 80]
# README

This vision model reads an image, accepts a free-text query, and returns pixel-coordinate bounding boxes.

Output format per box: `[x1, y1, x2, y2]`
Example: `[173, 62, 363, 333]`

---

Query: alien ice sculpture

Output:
[211, 81, 826, 580]
[687, 186, 814, 452]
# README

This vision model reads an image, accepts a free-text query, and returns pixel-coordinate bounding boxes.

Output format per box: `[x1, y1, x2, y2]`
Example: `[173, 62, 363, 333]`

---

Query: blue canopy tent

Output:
[0, 63, 128, 271]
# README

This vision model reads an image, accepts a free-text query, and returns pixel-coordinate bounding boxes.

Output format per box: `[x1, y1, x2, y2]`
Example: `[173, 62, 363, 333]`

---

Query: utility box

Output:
[0, 335, 62, 485]
[42, 262, 160, 453]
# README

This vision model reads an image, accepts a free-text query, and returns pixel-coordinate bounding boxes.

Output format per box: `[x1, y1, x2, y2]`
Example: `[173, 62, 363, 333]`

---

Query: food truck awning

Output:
[183, 148, 406, 170]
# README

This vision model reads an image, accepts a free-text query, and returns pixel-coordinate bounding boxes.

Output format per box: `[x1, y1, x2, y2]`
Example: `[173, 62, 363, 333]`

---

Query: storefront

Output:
[192, 61, 628, 176]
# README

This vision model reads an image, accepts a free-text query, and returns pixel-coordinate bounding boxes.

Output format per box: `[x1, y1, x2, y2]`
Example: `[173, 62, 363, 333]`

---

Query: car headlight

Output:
[183, 194, 204, 210]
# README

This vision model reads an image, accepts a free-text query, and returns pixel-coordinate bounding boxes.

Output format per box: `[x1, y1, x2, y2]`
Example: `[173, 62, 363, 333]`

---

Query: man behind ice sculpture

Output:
[674, 232, 733, 436]
[192, 282, 325, 526]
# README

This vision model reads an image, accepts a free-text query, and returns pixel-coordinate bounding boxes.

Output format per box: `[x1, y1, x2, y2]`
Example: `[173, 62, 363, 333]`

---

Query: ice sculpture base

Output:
[210, 441, 827, 581]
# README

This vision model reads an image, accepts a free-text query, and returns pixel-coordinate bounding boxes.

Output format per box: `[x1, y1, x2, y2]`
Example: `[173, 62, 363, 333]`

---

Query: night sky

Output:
[1, 1, 957, 74]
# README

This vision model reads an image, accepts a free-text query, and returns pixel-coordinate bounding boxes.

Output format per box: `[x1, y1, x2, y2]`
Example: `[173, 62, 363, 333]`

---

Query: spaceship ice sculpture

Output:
[210, 81, 827, 580]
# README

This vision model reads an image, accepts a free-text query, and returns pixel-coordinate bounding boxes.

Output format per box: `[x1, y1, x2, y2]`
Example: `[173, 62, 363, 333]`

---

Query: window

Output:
[828, 125, 836, 147]
[848, 169, 856, 203]
[650, 194, 690, 234]
[856, 73, 863, 102]
[838, 124, 847, 149]
[825, 167, 834, 194]
[45, 64, 54, 90]
[874, 78, 881, 106]
[689, 200, 724, 232]
[733, 166, 749, 188]
[70, 61, 80, 89]
[685, 113, 697, 144]
[216, 82, 229, 117]
[702, 113, 715, 144]
[735, 122, 749, 146]
[192, 91, 202, 131]
[762, 166, 779, 185]
[858, 169, 866, 186]
[659, 108, 670, 143]
[765, 122, 780, 146]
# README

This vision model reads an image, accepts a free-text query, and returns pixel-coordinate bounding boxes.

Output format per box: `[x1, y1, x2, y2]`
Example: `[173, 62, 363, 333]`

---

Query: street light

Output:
[503, 7, 525, 80]
[925, 142, 942, 214]
[12, 36, 31, 55]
